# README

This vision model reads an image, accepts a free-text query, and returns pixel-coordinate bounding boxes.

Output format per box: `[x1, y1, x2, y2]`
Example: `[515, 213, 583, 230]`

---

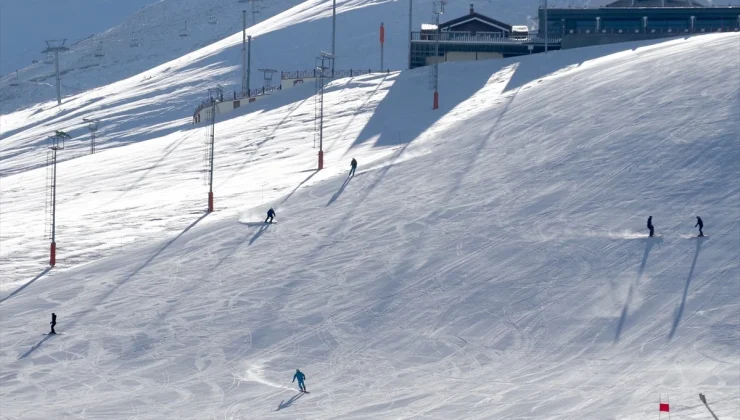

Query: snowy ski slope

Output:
[1, 32, 738, 419]
[0, 0, 619, 113]
[1, 0, 569, 174]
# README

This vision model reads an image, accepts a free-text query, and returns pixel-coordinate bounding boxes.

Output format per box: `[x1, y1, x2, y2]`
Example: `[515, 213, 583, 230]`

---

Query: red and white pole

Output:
[380, 22, 385, 70]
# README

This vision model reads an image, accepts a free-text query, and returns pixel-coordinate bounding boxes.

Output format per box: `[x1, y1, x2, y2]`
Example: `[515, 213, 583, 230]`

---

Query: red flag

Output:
[659, 403, 670, 412]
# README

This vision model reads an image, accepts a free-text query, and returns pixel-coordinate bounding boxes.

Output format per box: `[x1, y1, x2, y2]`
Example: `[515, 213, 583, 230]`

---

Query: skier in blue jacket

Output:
[292, 369, 307, 392]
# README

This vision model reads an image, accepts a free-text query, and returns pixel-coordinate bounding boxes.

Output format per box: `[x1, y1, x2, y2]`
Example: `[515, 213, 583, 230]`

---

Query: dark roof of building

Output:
[439, 5, 512, 32]
[605, 0, 706, 7]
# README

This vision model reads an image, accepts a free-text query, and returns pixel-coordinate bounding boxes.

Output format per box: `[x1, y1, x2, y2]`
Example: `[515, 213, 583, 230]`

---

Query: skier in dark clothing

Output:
[349, 158, 357, 177]
[695, 216, 704, 237]
[265, 208, 275, 223]
[50, 313, 57, 334]
[292, 369, 307, 392]
[647, 216, 654, 237]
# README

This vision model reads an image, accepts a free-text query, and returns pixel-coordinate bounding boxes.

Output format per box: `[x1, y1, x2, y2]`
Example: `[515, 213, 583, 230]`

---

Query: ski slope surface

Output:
[1, 34, 739, 419]
[1, 0, 574, 174]
[0, 0, 581, 112]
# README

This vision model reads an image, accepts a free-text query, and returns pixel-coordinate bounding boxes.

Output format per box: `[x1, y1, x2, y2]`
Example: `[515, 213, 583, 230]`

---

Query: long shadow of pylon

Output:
[0, 267, 52, 304]
[669, 237, 704, 340]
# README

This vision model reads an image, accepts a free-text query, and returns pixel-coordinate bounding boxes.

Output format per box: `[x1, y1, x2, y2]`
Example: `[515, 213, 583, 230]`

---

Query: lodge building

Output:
[409, 0, 739, 69]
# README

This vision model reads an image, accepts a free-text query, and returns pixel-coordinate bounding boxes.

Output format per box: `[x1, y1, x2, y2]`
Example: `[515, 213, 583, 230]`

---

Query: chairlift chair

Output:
[208, 15, 218, 25]
[94, 42, 105, 57]
[43, 54, 54, 64]
[180, 21, 189, 37]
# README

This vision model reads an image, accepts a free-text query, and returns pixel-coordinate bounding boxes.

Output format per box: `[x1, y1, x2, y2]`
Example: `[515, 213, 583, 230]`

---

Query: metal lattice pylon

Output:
[314, 52, 333, 170]
[46, 131, 69, 266]
[204, 86, 222, 212]
[44, 151, 54, 239]
[202, 106, 215, 185]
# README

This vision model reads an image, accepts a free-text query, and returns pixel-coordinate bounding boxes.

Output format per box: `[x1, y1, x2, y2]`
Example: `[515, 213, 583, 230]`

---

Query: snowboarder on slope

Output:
[293, 369, 307, 392]
[50, 313, 57, 335]
[695, 216, 704, 237]
[647, 216, 654, 237]
[265, 208, 275, 224]
[349, 158, 357, 177]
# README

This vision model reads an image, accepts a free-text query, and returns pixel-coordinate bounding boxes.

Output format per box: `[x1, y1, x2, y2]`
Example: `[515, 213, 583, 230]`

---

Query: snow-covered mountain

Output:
[1, 30, 738, 418]
[0, 0, 629, 113]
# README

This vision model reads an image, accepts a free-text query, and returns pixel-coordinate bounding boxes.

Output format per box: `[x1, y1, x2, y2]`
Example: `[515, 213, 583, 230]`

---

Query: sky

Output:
[0, 0, 155, 75]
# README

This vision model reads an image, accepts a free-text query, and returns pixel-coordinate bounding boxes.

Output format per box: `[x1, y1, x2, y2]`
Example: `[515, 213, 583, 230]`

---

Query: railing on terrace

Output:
[192, 85, 281, 117]
[281, 69, 390, 80]
[561, 26, 740, 35]
[411, 31, 562, 44]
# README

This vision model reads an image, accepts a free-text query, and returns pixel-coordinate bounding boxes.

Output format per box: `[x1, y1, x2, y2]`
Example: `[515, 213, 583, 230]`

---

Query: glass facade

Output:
[410, 36, 556, 69]
[541, 7, 740, 35]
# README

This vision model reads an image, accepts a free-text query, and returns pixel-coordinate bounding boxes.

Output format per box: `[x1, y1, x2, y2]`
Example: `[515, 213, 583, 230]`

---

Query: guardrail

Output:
[192, 85, 281, 119]
[411, 31, 562, 44]
[281, 69, 390, 80]
[561, 26, 740, 35]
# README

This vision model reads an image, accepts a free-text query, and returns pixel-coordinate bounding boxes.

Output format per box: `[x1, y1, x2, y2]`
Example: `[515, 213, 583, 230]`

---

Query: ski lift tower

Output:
[258, 68, 277, 89]
[83, 118, 101, 154]
[241, 11, 252, 97]
[314, 52, 333, 170]
[46, 130, 69, 266]
[204, 86, 223, 212]
[42, 39, 69, 106]
[249, 0, 263, 25]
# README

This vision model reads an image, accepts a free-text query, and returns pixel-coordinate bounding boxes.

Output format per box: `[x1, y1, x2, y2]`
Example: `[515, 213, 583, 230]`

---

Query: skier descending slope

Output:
[293, 369, 307, 393]
[647, 216, 655, 237]
[49, 313, 57, 334]
[265, 208, 276, 224]
[695, 216, 704, 237]
[349, 158, 357, 177]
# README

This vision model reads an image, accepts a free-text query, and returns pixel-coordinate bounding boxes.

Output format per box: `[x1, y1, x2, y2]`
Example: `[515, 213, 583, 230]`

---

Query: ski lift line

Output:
[28, 7, 248, 59]
[94, 2, 262, 45]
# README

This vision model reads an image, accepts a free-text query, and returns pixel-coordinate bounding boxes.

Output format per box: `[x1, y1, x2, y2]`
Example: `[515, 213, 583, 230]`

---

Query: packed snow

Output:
[1, 29, 738, 419]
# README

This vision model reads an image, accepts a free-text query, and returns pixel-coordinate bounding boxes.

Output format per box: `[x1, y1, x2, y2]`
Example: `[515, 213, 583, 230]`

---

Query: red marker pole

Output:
[380, 22, 385, 71]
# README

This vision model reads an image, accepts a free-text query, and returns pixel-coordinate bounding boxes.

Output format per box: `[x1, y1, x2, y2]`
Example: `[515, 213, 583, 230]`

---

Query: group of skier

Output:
[39, 154, 707, 397]
[264, 158, 358, 224]
[647, 216, 704, 237]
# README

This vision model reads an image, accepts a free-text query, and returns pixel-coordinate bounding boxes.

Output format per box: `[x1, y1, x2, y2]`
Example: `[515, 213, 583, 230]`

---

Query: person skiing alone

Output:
[292, 369, 307, 392]
[647, 216, 654, 237]
[49, 313, 57, 335]
[265, 208, 275, 224]
[695, 216, 704, 237]
[349, 158, 357, 177]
